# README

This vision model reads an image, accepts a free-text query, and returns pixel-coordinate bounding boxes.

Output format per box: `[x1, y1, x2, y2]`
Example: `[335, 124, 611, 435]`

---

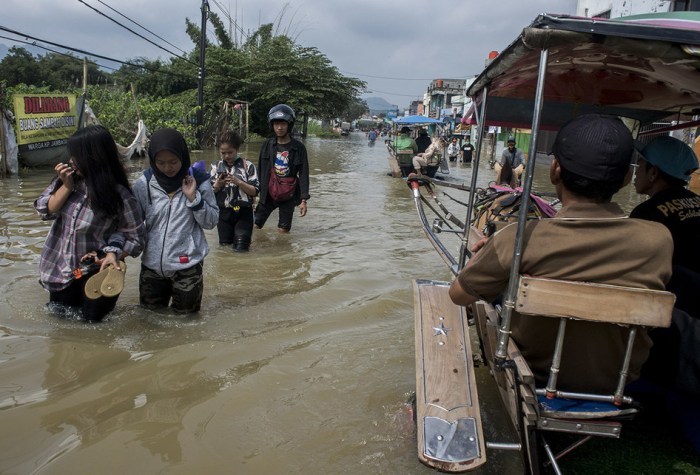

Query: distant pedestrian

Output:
[447, 137, 459, 162]
[461, 136, 475, 165]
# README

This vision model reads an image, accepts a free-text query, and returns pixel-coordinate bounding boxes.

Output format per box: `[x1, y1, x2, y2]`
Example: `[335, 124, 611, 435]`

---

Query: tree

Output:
[0, 47, 38, 86]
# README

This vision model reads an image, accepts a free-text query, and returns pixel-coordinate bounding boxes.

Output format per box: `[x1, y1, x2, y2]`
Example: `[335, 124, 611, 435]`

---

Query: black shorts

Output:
[254, 198, 296, 231]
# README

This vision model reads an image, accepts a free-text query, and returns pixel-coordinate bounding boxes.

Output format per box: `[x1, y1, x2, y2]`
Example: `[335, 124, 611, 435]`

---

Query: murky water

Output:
[0, 133, 647, 474]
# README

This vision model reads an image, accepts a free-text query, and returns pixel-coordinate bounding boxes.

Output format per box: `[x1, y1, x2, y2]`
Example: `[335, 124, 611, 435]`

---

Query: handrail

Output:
[408, 178, 460, 275]
[494, 47, 550, 363]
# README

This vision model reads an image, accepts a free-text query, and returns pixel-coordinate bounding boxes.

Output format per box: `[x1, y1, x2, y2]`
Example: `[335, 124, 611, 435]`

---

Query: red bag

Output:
[268, 173, 297, 202]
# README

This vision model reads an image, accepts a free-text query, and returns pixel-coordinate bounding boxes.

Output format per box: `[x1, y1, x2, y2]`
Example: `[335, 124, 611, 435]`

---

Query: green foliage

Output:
[306, 121, 341, 138]
[1, 13, 368, 144]
[85, 85, 199, 149]
[0, 47, 106, 91]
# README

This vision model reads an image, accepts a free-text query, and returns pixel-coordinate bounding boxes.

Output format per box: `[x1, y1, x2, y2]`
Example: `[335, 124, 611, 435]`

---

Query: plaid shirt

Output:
[34, 178, 145, 292]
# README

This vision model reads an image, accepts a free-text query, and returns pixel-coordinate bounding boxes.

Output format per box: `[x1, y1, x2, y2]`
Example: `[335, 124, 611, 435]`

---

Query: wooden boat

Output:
[386, 115, 447, 178]
[409, 12, 700, 474]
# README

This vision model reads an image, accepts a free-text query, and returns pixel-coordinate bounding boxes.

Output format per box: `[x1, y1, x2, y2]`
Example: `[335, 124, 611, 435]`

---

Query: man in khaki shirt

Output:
[449, 114, 673, 393]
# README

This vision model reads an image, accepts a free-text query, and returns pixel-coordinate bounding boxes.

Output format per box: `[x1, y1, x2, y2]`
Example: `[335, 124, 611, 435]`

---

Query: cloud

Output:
[1, 0, 577, 108]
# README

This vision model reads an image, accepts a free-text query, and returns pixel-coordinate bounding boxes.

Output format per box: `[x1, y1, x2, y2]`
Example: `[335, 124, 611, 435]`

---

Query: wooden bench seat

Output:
[413, 279, 487, 472]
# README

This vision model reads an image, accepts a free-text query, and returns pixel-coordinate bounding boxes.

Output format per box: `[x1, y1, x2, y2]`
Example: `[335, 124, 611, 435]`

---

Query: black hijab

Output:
[148, 128, 191, 193]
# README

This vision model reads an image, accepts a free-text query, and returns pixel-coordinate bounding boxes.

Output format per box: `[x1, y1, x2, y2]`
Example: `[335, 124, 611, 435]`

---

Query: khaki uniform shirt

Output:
[457, 202, 673, 393]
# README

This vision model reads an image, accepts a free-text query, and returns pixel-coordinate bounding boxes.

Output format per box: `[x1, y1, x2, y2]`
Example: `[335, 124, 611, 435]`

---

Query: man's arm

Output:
[449, 278, 478, 306]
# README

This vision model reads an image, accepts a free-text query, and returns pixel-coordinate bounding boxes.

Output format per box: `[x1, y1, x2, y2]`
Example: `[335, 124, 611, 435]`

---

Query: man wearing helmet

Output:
[254, 104, 310, 233]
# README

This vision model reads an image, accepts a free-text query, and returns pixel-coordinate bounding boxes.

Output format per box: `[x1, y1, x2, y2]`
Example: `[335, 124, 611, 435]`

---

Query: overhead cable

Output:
[0, 34, 119, 71]
[77, 0, 197, 66]
[94, 0, 189, 56]
[0, 25, 194, 80]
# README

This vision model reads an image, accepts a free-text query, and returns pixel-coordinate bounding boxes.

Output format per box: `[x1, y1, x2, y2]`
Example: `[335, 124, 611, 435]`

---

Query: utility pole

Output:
[197, 0, 210, 148]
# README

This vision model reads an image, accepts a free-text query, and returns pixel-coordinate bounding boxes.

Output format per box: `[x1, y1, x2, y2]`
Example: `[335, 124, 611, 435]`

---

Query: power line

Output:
[0, 25, 194, 80]
[209, 0, 249, 42]
[93, 0, 189, 56]
[76, 0, 197, 66]
[0, 34, 119, 72]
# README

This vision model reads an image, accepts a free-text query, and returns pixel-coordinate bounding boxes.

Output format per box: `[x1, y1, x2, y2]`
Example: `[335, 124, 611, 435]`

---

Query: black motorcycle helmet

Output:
[268, 104, 295, 131]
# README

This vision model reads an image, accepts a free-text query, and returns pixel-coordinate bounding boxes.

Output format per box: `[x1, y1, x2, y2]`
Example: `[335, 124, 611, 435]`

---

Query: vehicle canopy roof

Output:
[392, 115, 445, 126]
[466, 12, 700, 130]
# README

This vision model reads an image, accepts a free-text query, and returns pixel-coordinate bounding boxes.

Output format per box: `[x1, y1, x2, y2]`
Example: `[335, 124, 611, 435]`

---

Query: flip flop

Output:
[84, 268, 109, 300]
[100, 261, 127, 298]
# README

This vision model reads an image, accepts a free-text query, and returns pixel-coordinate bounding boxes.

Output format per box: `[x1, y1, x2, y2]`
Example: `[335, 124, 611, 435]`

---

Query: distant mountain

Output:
[364, 96, 398, 115]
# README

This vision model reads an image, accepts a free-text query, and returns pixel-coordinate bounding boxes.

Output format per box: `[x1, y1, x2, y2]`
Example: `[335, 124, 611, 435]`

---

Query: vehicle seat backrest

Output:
[516, 276, 675, 328]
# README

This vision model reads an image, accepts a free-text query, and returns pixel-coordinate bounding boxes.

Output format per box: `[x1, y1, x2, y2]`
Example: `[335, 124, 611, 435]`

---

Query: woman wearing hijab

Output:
[132, 128, 218, 313]
[34, 125, 146, 322]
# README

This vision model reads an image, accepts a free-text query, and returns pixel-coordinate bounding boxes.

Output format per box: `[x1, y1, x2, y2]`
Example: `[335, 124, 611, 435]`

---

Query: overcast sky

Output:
[1, 0, 578, 109]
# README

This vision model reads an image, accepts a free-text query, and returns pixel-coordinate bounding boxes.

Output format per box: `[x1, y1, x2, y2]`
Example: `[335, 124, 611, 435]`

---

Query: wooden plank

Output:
[507, 339, 535, 387]
[414, 280, 487, 471]
[516, 276, 675, 327]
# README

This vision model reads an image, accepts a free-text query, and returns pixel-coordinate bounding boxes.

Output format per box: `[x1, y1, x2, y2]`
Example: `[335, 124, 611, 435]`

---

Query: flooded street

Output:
[0, 132, 645, 474]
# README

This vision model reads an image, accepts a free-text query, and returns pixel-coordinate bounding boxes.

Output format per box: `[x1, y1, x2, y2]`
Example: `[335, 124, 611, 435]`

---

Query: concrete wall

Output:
[576, 0, 672, 18]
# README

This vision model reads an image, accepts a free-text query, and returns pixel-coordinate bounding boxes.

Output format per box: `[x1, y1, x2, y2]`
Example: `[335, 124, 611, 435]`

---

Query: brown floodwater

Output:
[0, 132, 647, 474]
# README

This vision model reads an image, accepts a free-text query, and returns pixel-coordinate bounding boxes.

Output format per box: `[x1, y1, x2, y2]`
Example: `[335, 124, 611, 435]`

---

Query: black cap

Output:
[400, 126, 411, 134]
[552, 114, 633, 182]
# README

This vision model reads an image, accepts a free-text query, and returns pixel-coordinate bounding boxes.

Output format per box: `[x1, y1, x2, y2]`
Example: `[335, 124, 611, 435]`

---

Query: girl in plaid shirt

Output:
[34, 125, 146, 322]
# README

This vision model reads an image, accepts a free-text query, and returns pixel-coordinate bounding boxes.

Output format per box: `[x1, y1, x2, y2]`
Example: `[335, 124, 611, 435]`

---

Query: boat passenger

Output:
[211, 130, 260, 252]
[395, 126, 418, 155]
[34, 125, 146, 322]
[449, 114, 673, 394]
[496, 136, 525, 187]
[133, 128, 219, 313]
[415, 128, 431, 154]
[629, 136, 700, 452]
[254, 104, 310, 233]
[631, 136, 700, 275]
[412, 136, 446, 176]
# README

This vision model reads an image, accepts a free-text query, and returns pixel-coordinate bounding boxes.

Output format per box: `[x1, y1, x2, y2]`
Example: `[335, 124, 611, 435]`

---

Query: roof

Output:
[392, 115, 445, 125]
[466, 13, 700, 129]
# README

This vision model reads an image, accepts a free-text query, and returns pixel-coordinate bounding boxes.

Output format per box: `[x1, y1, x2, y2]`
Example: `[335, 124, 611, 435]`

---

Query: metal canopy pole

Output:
[459, 86, 489, 271]
[494, 47, 550, 362]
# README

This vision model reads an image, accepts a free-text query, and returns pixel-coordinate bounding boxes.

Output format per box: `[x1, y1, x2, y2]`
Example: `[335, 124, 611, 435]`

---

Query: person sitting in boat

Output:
[412, 136, 446, 176]
[629, 135, 700, 452]
[395, 126, 418, 154]
[448, 114, 674, 394]
[415, 128, 431, 154]
[496, 136, 525, 187]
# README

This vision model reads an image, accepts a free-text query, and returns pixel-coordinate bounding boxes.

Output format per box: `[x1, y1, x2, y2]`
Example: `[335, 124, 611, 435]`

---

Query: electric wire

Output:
[93, 0, 189, 56]
[0, 34, 119, 71]
[209, 0, 249, 41]
[0, 25, 194, 80]
[76, 0, 197, 66]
